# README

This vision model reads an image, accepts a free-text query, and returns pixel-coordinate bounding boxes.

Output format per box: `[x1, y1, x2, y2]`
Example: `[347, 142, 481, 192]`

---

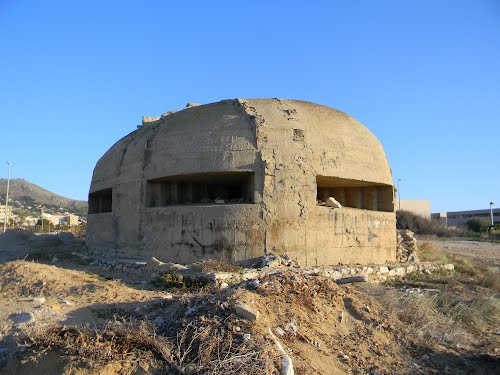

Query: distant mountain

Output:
[0, 179, 87, 218]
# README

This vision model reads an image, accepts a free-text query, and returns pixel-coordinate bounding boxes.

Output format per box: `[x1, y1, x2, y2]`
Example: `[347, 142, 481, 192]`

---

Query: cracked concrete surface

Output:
[87, 98, 396, 266]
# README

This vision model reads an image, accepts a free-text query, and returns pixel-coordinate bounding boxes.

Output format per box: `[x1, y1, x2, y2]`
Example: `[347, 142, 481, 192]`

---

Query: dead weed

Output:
[24, 315, 276, 374]
[195, 259, 242, 273]
[25, 318, 171, 371]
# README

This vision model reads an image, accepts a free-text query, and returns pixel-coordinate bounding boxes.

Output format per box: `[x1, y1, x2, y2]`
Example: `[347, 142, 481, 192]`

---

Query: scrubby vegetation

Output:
[464, 218, 490, 233]
[363, 242, 499, 369]
[26, 317, 271, 374]
[396, 210, 466, 237]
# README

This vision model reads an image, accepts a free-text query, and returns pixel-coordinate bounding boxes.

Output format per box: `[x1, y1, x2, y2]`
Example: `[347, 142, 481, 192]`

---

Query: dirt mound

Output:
[0, 262, 411, 374]
[0, 230, 33, 252]
[0, 230, 33, 243]
[228, 273, 409, 374]
[0, 239, 498, 374]
[0, 230, 85, 263]
[0, 261, 165, 306]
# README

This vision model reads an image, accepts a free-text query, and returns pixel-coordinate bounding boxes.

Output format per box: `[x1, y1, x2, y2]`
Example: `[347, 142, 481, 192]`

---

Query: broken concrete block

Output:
[379, 266, 389, 274]
[394, 267, 406, 276]
[142, 116, 161, 125]
[405, 265, 416, 273]
[211, 272, 234, 281]
[32, 297, 45, 305]
[261, 254, 283, 268]
[147, 257, 164, 267]
[364, 266, 374, 275]
[331, 271, 343, 279]
[275, 327, 285, 336]
[285, 321, 298, 335]
[235, 301, 260, 321]
[168, 263, 189, 271]
[326, 197, 342, 208]
[242, 271, 259, 280]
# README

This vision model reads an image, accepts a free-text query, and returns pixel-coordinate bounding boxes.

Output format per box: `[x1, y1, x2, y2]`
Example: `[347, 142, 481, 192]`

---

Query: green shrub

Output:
[465, 218, 490, 233]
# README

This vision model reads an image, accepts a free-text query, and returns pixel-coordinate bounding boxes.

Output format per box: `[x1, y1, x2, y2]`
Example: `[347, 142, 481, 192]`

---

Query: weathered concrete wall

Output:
[236, 99, 396, 265]
[142, 204, 264, 264]
[87, 98, 396, 265]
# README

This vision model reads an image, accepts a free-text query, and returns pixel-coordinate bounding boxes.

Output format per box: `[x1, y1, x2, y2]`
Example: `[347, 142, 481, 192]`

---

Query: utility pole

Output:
[490, 202, 495, 226]
[3, 161, 11, 233]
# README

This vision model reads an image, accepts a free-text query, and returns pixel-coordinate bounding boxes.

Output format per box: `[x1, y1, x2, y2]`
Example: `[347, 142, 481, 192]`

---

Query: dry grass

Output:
[417, 242, 454, 263]
[366, 242, 500, 354]
[397, 210, 468, 237]
[25, 318, 172, 372]
[371, 287, 473, 348]
[24, 315, 276, 374]
[418, 242, 500, 288]
[174, 317, 275, 374]
[25, 245, 89, 265]
[195, 259, 242, 273]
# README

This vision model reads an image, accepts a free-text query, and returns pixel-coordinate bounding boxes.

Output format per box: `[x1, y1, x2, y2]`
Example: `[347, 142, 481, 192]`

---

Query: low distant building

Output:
[435, 208, 500, 226]
[43, 213, 80, 226]
[430, 212, 447, 224]
[60, 214, 79, 226]
[0, 206, 12, 224]
[397, 199, 431, 219]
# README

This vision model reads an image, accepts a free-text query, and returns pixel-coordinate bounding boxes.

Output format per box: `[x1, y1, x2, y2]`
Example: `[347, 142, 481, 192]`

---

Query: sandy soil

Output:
[0, 231, 498, 374]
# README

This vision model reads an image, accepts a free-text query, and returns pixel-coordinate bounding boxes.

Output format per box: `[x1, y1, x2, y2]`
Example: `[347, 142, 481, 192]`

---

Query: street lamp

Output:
[490, 202, 495, 226]
[3, 161, 11, 233]
[397, 178, 402, 211]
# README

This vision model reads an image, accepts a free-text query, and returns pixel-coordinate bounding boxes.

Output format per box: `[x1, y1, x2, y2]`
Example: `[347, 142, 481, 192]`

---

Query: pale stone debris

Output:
[234, 301, 260, 321]
[326, 197, 342, 208]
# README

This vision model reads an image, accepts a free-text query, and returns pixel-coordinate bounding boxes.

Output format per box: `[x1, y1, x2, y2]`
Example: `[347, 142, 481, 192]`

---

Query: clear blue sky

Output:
[1, 1, 498, 213]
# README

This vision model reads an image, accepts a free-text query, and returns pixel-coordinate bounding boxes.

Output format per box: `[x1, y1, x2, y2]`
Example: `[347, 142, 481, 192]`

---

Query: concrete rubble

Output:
[79, 250, 455, 290]
[325, 197, 342, 208]
[234, 301, 260, 321]
[397, 229, 419, 262]
[70, 226, 455, 289]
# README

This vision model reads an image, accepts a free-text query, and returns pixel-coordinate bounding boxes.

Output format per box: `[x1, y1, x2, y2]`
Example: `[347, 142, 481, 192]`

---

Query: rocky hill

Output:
[0, 179, 87, 218]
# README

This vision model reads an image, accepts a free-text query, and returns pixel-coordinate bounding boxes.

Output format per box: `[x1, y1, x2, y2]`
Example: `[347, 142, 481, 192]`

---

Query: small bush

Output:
[154, 273, 210, 290]
[196, 259, 242, 273]
[465, 218, 490, 233]
[488, 224, 500, 239]
[25, 319, 173, 371]
[25, 316, 274, 374]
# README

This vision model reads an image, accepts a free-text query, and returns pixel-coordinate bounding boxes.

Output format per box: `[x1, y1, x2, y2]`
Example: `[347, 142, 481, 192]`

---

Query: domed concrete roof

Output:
[92, 98, 391, 190]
